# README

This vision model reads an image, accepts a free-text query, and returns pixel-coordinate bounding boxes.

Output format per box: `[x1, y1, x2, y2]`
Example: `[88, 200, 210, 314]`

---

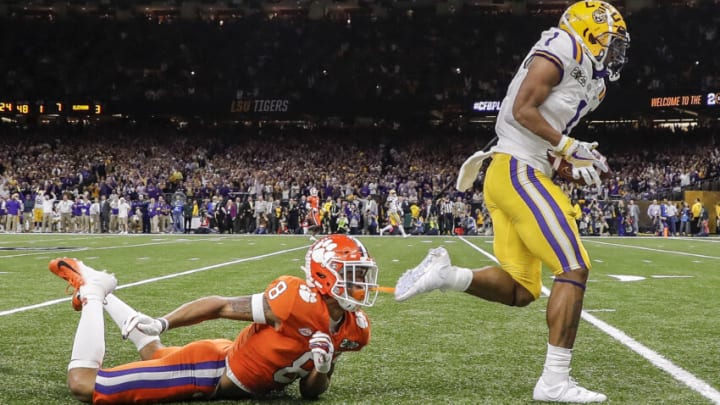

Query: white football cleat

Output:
[394, 247, 452, 301]
[533, 376, 607, 403]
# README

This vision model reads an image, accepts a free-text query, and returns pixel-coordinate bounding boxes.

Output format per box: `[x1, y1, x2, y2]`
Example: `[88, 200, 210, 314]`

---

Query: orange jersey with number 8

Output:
[225, 276, 370, 394]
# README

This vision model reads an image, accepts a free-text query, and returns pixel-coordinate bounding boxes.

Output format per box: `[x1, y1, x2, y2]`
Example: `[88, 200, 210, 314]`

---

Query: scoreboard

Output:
[0, 101, 104, 115]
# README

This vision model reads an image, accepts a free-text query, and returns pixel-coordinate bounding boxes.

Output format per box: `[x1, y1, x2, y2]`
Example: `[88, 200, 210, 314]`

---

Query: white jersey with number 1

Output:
[494, 27, 607, 177]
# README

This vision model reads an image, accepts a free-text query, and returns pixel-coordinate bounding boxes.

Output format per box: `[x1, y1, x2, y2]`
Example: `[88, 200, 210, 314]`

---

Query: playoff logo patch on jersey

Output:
[571, 67, 587, 86]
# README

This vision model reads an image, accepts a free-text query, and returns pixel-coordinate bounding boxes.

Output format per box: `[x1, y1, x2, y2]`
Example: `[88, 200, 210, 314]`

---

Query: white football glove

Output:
[309, 331, 334, 374]
[121, 313, 168, 339]
[456, 149, 493, 191]
[553, 135, 609, 186]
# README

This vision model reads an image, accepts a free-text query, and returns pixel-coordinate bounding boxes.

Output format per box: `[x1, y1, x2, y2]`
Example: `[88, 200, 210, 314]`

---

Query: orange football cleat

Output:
[49, 258, 87, 310]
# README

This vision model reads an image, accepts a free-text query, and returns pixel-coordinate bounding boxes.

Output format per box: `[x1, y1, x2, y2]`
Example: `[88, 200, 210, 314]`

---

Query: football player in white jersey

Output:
[380, 190, 407, 237]
[395, 1, 629, 402]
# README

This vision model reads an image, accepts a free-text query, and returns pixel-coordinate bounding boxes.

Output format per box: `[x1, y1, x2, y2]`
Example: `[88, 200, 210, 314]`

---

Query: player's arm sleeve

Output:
[531, 29, 583, 76]
[264, 276, 301, 325]
[212, 291, 278, 326]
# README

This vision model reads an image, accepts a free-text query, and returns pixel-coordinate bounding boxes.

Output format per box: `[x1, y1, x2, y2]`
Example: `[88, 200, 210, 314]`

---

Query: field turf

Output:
[1, 234, 718, 404]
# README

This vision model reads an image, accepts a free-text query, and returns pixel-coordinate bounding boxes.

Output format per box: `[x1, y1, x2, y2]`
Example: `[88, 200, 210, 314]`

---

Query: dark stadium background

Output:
[0, 0, 717, 235]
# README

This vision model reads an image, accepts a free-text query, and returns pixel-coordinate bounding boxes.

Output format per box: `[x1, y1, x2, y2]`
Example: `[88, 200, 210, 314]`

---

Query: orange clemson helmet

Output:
[303, 234, 379, 311]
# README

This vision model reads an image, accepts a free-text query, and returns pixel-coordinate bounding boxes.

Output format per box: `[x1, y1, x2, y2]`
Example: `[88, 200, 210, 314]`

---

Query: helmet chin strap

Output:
[336, 297, 358, 312]
[592, 67, 609, 80]
[331, 284, 360, 311]
[592, 67, 621, 81]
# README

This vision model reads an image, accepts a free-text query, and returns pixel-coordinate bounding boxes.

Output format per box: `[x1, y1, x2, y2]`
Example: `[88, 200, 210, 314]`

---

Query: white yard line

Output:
[584, 239, 720, 260]
[0, 245, 308, 317]
[458, 236, 720, 404]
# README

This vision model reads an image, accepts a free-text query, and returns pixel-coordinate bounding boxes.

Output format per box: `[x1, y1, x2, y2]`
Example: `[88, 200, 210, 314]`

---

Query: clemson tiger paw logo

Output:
[298, 284, 318, 303]
[311, 239, 338, 267]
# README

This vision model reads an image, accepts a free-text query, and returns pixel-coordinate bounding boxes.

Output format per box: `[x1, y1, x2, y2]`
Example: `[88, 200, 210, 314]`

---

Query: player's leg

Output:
[394, 209, 537, 304]
[310, 211, 321, 236]
[393, 213, 408, 237]
[67, 299, 105, 402]
[466, 204, 539, 306]
[532, 267, 606, 402]
[93, 339, 232, 403]
[49, 258, 117, 402]
[486, 157, 604, 401]
[545, 269, 587, 348]
[395, 155, 538, 306]
[49, 259, 158, 361]
[103, 294, 163, 359]
[305, 213, 317, 240]
[500, 161, 605, 402]
[379, 223, 392, 236]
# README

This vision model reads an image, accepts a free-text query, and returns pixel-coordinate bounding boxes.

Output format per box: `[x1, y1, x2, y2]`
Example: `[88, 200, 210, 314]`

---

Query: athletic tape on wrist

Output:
[251, 293, 267, 324]
[555, 135, 573, 155]
[158, 317, 169, 333]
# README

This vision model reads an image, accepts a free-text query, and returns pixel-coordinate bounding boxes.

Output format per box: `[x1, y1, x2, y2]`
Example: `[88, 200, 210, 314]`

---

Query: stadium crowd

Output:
[0, 122, 718, 236]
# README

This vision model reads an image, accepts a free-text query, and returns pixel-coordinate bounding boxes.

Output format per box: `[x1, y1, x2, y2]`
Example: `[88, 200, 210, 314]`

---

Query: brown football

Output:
[547, 151, 612, 185]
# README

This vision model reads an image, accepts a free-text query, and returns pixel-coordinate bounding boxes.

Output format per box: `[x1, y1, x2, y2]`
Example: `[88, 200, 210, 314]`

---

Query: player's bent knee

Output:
[568, 267, 589, 282]
[553, 268, 590, 290]
[511, 284, 535, 307]
[67, 369, 97, 403]
[139, 340, 164, 360]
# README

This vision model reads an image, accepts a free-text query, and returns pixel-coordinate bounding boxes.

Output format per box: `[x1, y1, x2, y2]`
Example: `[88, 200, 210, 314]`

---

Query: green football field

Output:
[1, 234, 718, 405]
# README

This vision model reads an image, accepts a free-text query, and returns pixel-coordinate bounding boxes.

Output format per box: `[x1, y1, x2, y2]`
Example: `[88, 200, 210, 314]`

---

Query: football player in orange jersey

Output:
[49, 234, 378, 403]
[305, 187, 322, 240]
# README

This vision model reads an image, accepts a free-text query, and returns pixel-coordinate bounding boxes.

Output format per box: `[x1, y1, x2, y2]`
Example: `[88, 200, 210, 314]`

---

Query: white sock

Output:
[446, 266, 474, 292]
[541, 343, 572, 385]
[104, 294, 160, 351]
[68, 295, 105, 370]
[398, 225, 407, 237]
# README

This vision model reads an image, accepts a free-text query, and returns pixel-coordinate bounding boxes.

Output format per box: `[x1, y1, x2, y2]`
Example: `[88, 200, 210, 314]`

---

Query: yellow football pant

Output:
[483, 153, 591, 298]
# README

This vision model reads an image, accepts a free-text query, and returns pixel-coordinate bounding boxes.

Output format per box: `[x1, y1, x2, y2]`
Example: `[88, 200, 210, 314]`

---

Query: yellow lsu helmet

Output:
[559, 1, 630, 82]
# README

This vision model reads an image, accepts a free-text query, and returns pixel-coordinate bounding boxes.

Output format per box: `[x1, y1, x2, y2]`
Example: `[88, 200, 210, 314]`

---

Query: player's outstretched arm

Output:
[122, 294, 277, 337]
